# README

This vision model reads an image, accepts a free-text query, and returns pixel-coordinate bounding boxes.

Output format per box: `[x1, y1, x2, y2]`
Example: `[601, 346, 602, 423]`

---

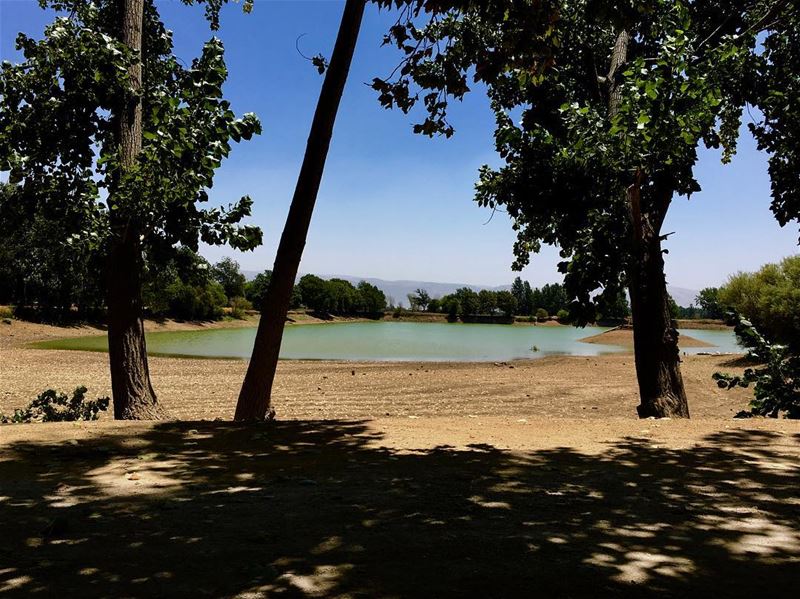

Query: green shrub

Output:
[229, 296, 252, 319]
[535, 308, 549, 322]
[0, 305, 12, 319]
[1, 386, 110, 423]
[556, 309, 570, 322]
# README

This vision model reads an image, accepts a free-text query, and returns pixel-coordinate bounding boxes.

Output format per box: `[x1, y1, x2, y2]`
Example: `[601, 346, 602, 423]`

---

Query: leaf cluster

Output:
[1, 386, 110, 423]
[713, 312, 799, 419]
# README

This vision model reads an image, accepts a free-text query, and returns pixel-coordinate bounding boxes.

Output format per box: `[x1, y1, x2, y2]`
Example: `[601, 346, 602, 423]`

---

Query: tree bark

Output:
[107, 0, 162, 420]
[234, 0, 366, 420]
[626, 178, 690, 418]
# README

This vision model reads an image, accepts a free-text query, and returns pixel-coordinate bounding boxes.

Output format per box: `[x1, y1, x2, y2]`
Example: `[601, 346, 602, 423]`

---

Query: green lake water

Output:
[32, 321, 741, 362]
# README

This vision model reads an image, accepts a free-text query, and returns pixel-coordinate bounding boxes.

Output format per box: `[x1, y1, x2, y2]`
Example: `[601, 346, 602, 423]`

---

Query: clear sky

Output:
[2, 0, 798, 289]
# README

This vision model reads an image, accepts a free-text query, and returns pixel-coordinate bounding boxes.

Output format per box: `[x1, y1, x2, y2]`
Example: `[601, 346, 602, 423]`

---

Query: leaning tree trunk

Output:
[235, 0, 366, 420]
[626, 178, 689, 418]
[107, 0, 162, 420]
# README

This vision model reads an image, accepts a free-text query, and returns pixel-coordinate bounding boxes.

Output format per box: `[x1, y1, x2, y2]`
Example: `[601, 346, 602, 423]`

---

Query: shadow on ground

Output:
[0, 422, 798, 597]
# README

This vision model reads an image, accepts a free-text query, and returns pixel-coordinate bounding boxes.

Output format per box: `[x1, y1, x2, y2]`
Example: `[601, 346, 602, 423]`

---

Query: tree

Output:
[478, 289, 497, 315]
[719, 256, 800, 350]
[374, 0, 800, 418]
[211, 257, 246, 301]
[522, 281, 534, 316]
[539, 283, 568, 316]
[235, 0, 366, 420]
[495, 290, 517, 317]
[695, 287, 723, 320]
[297, 274, 331, 313]
[510, 277, 526, 313]
[356, 280, 386, 314]
[408, 288, 430, 311]
[245, 270, 272, 311]
[0, 182, 105, 318]
[0, 0, 260, 418]
[453, 287, 479, 317]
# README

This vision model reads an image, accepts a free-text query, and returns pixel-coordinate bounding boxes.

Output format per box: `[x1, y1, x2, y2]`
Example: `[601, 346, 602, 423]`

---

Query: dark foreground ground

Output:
[1, 418, 798, 598]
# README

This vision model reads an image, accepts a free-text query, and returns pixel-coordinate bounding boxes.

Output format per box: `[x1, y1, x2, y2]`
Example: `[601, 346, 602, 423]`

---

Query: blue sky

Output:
[2, 0, 798, 289]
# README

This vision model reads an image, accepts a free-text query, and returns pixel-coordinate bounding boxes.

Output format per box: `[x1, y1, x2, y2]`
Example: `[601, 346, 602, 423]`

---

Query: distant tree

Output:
[427, 298, 440, 313]
[442, 296, 460, 321]
[356, 281, 386, 314]
[411, 288, 431, 311]
[297, 274, 331, 314]
[535, 308, 549, 322]
[667, 295, 681, 320]
[211, 258, 247, 302]
[0, 182, 104, 317]
[510, 277, 526, 313]
[477, 289, 497, 315]
[495, 290, 517, 317]
[328, 278, 359, 313]
[406, 293, 420, 311]
[522, 281, 535, 316]
[454, 287, 479, 316]
[719, 256, 800, 350]
[695, 287, 724, 319]
[245, 270, 272, 311]
[539, 283, 568, 317]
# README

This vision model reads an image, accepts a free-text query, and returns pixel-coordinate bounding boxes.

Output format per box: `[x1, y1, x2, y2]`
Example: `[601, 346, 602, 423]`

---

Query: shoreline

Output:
[2, 318, 751, 421]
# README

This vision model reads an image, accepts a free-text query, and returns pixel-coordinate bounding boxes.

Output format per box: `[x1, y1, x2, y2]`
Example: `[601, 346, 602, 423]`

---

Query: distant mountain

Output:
[244, 270, 700, 308]
[668, 286, 700, 308]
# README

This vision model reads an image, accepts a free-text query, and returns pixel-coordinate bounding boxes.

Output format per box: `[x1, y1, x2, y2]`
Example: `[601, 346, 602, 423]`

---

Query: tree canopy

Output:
[374, 0, 798, 320]
[0, 0, 262, 278]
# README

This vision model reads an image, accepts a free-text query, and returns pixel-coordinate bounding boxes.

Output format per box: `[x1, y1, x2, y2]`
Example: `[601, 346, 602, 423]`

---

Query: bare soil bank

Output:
[581, 327, 714, 348]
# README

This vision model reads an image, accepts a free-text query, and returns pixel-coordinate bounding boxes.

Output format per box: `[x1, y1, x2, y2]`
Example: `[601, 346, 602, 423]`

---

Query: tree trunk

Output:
[107, 0, 162, 420]
[627, 179, 690, 418]
[107, 233, 161, 419]
[234, 0, 366, 420]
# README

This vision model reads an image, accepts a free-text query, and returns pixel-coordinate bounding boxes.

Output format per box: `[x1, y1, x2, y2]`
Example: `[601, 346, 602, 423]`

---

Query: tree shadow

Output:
[0, 422, 798, 597]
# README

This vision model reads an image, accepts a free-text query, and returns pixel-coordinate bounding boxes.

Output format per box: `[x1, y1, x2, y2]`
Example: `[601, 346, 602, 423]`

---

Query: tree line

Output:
[405, 278, 631, 322]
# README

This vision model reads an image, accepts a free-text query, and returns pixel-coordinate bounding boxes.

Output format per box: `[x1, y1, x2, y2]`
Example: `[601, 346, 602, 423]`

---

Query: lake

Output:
[33, 322, 741, 362]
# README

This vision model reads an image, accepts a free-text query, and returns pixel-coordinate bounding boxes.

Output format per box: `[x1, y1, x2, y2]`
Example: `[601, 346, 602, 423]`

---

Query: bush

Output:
[713, 313, 799, 419]
[556, 308, 570, 322]
[1, 386, 110, 423]
[0, 305, 12, 319]
[719, 256, 800, 350]
[229, 296, 252, 319]
[535, 307, 549, 322]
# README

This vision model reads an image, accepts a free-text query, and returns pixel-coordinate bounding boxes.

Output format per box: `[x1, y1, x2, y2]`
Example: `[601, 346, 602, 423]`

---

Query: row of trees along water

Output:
[1, 0, 797, 420]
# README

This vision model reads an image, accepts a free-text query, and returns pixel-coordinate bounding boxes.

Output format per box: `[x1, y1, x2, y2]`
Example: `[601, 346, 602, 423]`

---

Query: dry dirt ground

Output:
[1, 320, 798, 597]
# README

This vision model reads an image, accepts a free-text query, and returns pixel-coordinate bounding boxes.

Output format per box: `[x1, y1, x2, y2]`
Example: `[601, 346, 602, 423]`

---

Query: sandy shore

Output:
[580, 327, 714, 347]
[1, 318, 750, 420]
